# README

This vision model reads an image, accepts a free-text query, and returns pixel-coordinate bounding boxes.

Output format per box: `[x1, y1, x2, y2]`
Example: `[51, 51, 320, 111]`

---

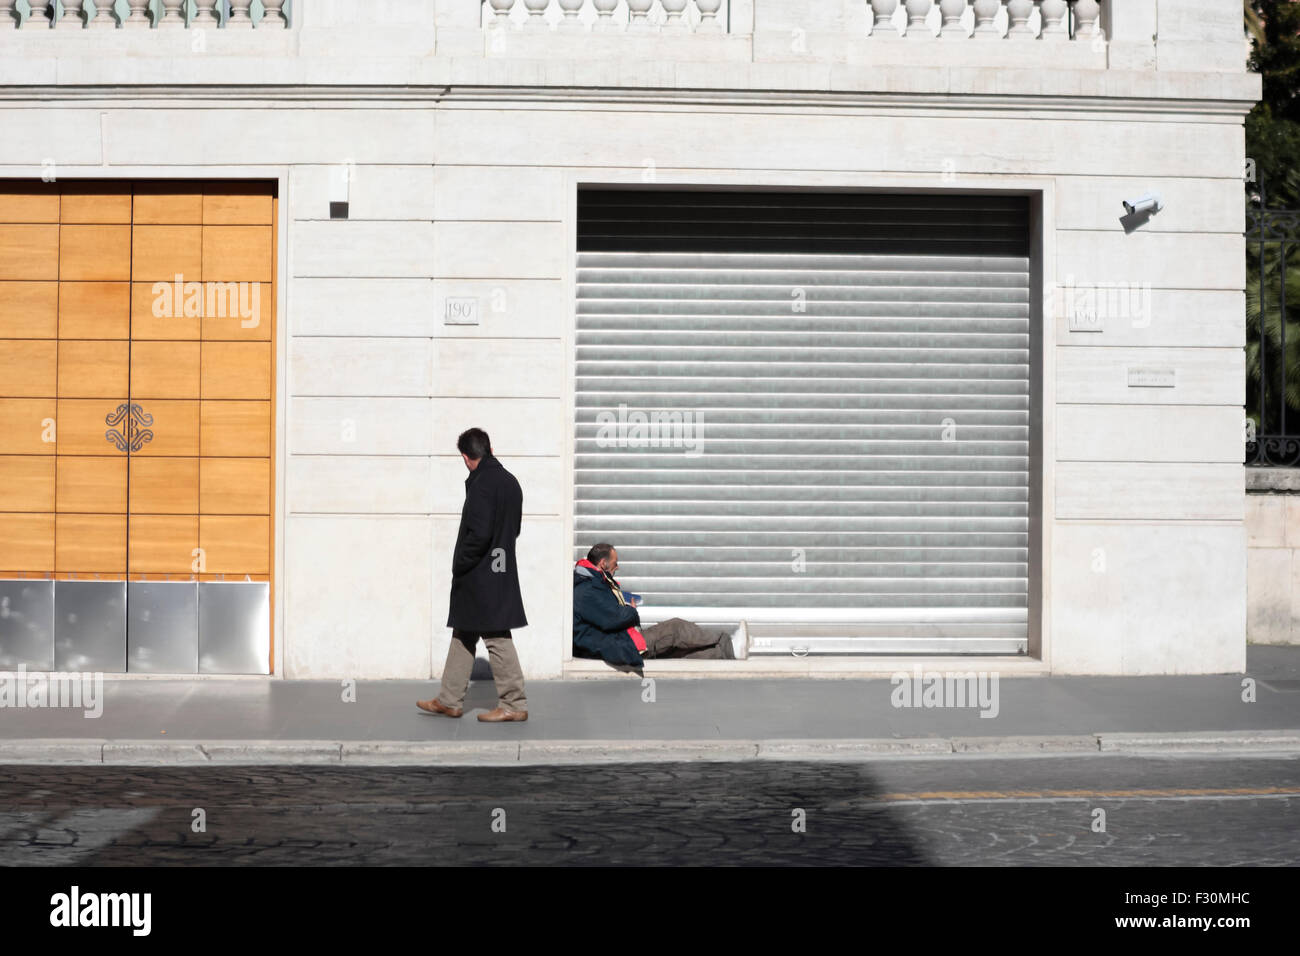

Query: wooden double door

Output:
[0, 181, 275, 661]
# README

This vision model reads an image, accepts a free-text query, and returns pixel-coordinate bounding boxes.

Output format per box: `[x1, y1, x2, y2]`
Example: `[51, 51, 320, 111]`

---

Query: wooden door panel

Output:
[0, 399, 57, 454]
[0, 281, 58, 337]
[132, 225, 203, 283]
[202, 342, 271, 400]
[200, 458, 271, 515]
[203, 226, 273, 282]
[130, 457, 199, 514]
[56, 456, 127, 513]
[204, 184, 274, 225]
[200, 282, 272, 341]
[129, 400, 199, 457]
[131, 341, 200, 399]
[0, 456, 55, 512]
[59, 184, 132, 224]
[59, 225, 131, 281]
[58, 340, 129, 398]
[200, 401, 271, 457]
[130, 281, 201, 340]
[59, 281, 130, 339]
[0, 340, 56, 397]
[0, 185, 59, 223]
[132, 185, 203, 225]
[0, 513, 54, 572]
[56, 399, 122, 456]
[0, 180, 276, 644]
[200, 516, 269, 574]
[0, 225, 60, 280]
[56, 514, 127, 573]
[129, 515, 199, 573]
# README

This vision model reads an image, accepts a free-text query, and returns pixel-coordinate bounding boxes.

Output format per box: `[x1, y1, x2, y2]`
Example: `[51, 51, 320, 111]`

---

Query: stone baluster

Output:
[903, 0, 931, 35]
[192, 0, 221, 26]
[937, 0, 967, 37]
[227, 0, 252, 27]
[20, 1, 50, 27]
[627, 0, 654, 32]
[1073, 0, 1101, 40]
[1005, 0, 1032, 36]
[1038, 0, 1066, 37]
[487, 0, 514, 25]
[557, 0, 582, 31]
[57, 0, 86, 27]
[158, 0, 185, 26]
[592, 0, 618, 31]
[696, 0, 723, 33]
[87, 0, 118, 27]
[521, 0, 548, 29]
[126, 0, 151, 26]
[868, 0, 898, 37]
[971, 0, 1000, 36]
[661, 0, 688, 32]
[260, 0, 287, 27]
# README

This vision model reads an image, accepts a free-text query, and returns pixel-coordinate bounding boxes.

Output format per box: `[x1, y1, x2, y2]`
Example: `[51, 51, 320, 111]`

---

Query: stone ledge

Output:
[1246, 467, 1300, 493]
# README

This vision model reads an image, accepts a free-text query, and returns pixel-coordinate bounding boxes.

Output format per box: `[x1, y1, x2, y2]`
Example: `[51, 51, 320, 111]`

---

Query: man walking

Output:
[417, 428, 529, 722]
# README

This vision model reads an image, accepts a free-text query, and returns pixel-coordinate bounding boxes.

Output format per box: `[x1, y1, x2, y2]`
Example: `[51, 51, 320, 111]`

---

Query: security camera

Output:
[1122, 193, 1163, 216]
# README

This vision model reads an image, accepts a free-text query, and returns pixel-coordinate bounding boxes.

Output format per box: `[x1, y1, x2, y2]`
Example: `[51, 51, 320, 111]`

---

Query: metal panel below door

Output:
[128, 582, 198, 674]
[54, 581, 127, 672]
[198, 582, 270, 675]
[0, 580, 55, 670]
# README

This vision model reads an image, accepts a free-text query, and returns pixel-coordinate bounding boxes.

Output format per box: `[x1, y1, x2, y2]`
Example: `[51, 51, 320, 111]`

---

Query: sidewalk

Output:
[2, 647, 1299, 766]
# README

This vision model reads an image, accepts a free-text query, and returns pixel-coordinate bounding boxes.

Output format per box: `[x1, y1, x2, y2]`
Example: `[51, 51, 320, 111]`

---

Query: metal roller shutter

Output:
[574, 189, 1031, 655]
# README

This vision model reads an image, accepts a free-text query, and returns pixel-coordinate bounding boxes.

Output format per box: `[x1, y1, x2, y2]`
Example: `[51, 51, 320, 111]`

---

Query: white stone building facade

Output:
[0, 0, 1260, 679]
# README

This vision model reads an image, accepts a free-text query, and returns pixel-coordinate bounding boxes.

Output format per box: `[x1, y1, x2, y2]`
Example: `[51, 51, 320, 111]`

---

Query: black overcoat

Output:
[447, 454, 528, 632]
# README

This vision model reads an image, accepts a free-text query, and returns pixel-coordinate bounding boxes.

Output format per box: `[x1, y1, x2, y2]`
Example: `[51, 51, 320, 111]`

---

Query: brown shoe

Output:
[477, 706, 528, 722]
[416, 698, 462, 718]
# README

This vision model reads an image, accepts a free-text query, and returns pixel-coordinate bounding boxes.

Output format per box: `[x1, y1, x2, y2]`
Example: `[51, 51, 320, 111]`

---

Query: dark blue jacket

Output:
[572, 563, 643, 666]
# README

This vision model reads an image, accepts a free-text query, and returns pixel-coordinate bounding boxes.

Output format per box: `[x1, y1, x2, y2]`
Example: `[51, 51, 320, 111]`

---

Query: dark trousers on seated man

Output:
[641, 617, 735, 660]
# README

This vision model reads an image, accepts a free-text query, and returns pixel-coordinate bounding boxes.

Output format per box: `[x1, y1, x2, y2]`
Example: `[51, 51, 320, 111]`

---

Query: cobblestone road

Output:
[1, 755, 1297, 865]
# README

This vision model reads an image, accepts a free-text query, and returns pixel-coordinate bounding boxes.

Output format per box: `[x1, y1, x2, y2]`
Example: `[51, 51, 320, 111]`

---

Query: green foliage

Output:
[1245, 2, 1300, 434]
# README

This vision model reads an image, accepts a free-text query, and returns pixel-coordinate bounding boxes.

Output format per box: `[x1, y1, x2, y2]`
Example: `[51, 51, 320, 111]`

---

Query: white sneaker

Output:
[729, 621, 749, 660]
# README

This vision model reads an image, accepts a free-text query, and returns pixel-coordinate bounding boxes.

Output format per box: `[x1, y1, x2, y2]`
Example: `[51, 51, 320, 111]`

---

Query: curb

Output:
[1096, 731, 1300, 753]
[2, 731, 1300, 766]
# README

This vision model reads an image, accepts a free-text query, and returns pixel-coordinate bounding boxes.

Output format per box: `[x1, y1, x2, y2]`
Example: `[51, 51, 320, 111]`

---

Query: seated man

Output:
[573, 542, 745, 666]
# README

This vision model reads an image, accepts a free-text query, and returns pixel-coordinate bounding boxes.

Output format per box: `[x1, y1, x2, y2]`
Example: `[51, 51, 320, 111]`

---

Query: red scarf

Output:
[576, 559, 647, 653]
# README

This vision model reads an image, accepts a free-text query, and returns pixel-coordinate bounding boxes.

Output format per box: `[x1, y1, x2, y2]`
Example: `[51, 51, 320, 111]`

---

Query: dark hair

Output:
[586, 542, 615, 566]
[457, 428, 491, 461]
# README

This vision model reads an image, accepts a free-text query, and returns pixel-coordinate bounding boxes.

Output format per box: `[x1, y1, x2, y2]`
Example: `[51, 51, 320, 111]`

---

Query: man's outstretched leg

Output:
[643, 617, 734, 659]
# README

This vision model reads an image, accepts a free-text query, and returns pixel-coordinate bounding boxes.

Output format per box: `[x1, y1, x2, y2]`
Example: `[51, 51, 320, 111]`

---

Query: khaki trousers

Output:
[437, 629, 528, 713]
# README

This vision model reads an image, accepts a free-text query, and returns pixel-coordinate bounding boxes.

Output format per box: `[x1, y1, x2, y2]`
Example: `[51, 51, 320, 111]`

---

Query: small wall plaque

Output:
[1067, 306, 1103, 332]
[444, 296, 480, 326]
[1127, 367, 1176, 387]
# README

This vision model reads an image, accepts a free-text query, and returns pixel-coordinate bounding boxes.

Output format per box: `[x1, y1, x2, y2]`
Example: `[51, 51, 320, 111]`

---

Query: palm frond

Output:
[1246, 0, 1267, 47]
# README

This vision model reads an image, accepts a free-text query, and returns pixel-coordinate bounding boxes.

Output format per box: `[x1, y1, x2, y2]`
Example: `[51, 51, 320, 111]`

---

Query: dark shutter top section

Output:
[578, 188, 1031, 257]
